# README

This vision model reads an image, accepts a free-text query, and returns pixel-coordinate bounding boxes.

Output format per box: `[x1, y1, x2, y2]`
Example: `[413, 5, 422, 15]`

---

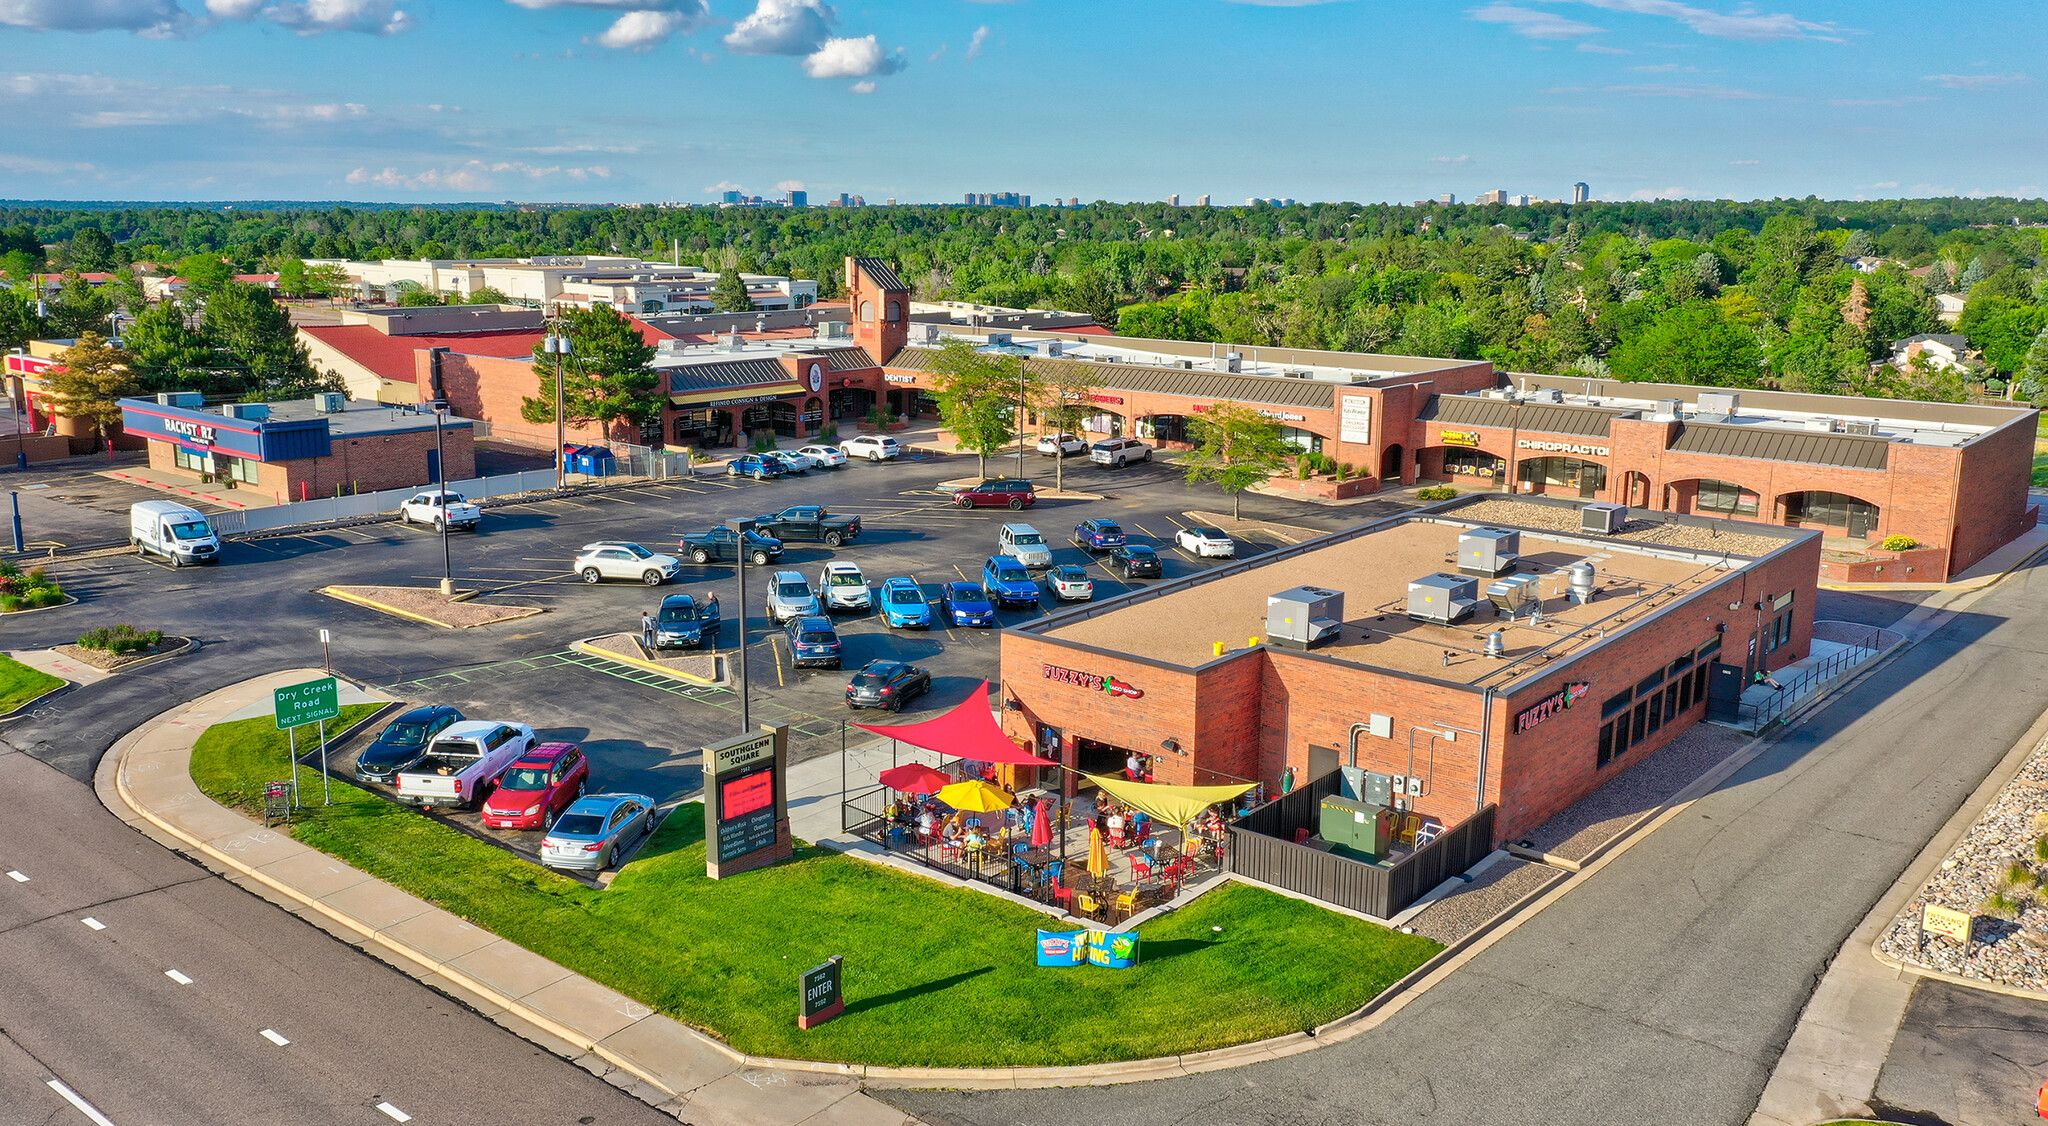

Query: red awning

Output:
[852, 681, 1057, 766]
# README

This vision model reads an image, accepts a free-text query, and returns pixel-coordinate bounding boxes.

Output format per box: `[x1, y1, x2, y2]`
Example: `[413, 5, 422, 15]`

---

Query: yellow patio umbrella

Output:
[936, 778, 1015, 813]
[1087, 824, 1109, 880]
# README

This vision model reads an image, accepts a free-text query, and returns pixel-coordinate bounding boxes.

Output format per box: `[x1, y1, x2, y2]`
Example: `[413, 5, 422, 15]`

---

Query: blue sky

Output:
[0, 0, 2040, 205]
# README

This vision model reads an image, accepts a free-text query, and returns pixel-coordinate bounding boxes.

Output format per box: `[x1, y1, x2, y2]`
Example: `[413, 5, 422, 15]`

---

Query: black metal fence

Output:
[1227, 772, 1498, 918]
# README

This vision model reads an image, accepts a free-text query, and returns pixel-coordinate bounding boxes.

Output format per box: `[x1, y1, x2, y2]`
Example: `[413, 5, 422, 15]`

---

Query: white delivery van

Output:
[130, 500, 221, 567]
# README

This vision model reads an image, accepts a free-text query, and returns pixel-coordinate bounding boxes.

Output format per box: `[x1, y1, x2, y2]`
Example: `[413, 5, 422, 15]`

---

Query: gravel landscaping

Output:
[322, 586, 545, 629]
[1877, 738, 2048, 989]
[1407, 857, 1565, 945]
[1520, 723, 1754, 863]
[1448, 498, 1791, 557]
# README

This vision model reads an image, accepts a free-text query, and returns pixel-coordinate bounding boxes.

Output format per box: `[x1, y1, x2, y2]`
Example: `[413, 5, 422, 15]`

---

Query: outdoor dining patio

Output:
[840, 683, 1258, 923]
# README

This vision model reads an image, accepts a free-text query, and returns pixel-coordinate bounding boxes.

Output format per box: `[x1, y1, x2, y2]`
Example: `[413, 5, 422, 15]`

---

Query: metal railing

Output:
[1735, 621, 1901, 729]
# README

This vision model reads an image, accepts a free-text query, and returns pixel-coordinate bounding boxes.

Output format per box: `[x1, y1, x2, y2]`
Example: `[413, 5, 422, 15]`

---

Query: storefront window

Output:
[1278, 427, 1323, 454]
[1137, 415, 1187, 443]
[1517, 456, 1606, 497]
[1783, 491, 1878, 537]
[172, 446, 208, 473]
[223, 454, 259, 484]
[1442, 449, 1502, 480]
[1695, 479, 1760, 516]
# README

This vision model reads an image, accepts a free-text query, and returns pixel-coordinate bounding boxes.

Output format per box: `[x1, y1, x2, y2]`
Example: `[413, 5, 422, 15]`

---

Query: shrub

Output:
[820, 423, 839, 440]
[865, 405, 893, 429]
[0, 595, 18, 613]
[24, 588, 62, 608]
[1979, 893, 2023, 922]
[2003, 862, 2040, 892]
[77, 624, 161, 654]
[2034, 835, 2048, 865]
[1880, 535, 1920, 552]
[1295, 459, 1313, 481]
[1334, 462, 1352, 482]
[1416, 486, 1460, 501]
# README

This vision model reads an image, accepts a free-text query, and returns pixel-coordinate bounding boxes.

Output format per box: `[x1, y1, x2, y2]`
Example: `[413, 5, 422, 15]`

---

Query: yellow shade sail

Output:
[1084, 773, 1254, 828]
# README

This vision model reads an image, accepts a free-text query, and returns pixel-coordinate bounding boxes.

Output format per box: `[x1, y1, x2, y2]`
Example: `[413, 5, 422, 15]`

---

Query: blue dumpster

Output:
[572, 445, 616, 477]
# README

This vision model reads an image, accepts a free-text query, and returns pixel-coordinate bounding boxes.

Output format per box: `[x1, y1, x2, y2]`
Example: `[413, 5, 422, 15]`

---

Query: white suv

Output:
[1089, 437, 1152, 467]
[998, 523, 1053, 569]
[820, 561, 872, 611]
[1037, 433, 1086, 457]
[841, 435, 901, 462]
[574, 541, 682, 586]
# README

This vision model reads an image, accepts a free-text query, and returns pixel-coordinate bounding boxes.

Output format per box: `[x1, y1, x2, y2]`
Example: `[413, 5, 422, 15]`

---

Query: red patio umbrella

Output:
[1031, 797, 1054, 848]
[879, 763, 950, 794]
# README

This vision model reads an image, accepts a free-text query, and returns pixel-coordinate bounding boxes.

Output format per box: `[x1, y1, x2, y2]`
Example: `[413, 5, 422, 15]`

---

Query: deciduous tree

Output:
[1182, 402, 1292, 519]
[925, 338, 1030, 479]
[47, 332, 137, 452]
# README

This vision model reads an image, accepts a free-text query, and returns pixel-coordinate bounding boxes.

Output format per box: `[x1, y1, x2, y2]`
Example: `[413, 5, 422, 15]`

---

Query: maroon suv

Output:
[953, 478, 1037, 510]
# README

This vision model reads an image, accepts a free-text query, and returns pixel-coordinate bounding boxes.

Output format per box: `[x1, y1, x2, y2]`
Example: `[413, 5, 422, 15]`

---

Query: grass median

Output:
[0, 655, 65, 713]
[191, 711, 1442, 1067]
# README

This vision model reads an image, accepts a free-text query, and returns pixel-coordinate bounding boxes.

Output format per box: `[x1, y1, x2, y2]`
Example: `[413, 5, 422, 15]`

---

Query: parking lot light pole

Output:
[728, 517, 751, 732]
[545, 324, 570, 491]
[434, 402, 453, 596]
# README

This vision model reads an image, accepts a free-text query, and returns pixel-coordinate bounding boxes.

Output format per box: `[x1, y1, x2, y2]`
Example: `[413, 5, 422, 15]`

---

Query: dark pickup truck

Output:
[679, 527, 785, 566]
[749, 506, 863, 548]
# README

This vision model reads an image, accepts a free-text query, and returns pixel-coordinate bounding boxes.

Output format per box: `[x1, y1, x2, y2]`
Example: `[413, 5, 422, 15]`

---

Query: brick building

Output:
[1410, 377, 2036, 582]
[997, 497, 1821, 847]
[119, 394, 476, 502]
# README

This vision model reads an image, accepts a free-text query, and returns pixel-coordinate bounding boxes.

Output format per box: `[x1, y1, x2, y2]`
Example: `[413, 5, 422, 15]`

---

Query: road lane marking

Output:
[6, 870, 26, 881]
[260, 1029, 290, 1046]
[81, 917, 105, 930]
[1164, 513, 1189, 528]
[45, 1079, 119, 1126]
[376, 1103, 411, 1122]
[164, 970, 193, 985]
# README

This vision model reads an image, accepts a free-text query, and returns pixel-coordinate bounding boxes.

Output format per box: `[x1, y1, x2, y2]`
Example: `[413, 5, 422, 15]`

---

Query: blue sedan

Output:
[939, 582, 997, 627]
[879, 577, 932, 629]
[540, 793, 657, 871]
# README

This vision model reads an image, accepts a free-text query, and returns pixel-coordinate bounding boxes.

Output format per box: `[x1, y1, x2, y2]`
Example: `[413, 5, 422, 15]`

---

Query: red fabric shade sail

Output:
[852, 681, 1057, 766]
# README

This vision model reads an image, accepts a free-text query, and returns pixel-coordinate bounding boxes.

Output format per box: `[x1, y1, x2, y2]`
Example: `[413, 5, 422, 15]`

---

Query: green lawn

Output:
[2033, 444, 2048, 487]
[192, 712, 1442, 1067]
[0, 655, 64, 714]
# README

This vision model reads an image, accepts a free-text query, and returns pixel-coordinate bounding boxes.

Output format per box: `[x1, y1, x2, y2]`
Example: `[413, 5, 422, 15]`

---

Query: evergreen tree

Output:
[1693, 251, 1725, 293]
[1840, 229, 1874, 259]
[1958, 256, 1988, 293]
[203, 282, 329, 398]
[124, 300, 226, 394]
[47, 274, 114, 338]
[2020, 325, 2048, 405]
[0, 287, 47, 352]
[518, 305, 661, 440]
[65, 227, 116, 272]
[710, 268, 755, 312]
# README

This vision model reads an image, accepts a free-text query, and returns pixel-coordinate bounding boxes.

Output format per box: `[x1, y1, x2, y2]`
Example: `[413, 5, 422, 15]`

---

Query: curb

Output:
[0, 678, 72, 721]
[570, 636, 722, 686]
[69, 635, 199, 676]
[0, 593, 80, 617]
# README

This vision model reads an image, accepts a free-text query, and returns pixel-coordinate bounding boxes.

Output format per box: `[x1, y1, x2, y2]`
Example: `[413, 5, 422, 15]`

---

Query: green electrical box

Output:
[1319, 796, 1393, 861]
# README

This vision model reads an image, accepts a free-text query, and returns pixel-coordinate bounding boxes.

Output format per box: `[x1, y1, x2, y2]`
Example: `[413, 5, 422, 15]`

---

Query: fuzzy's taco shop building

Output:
[995, 496, 1821, 857]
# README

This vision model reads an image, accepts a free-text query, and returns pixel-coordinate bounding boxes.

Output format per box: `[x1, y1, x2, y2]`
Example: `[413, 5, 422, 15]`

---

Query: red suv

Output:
[481, 743, 589, 830]
[953, 478, 1037, 510]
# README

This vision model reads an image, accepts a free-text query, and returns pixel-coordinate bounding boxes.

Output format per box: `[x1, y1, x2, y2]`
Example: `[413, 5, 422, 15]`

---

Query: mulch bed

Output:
[584, 633, 722, 682]
[323, 586, 544, 629]
[53, 636, 192, 671]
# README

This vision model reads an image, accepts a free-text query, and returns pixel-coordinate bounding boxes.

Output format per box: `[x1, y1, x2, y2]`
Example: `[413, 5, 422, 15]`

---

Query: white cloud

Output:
[507, 0, 695, 7]
[1921, 72, 2031, 90]
[0, 153, 100, 175]
[1577, 42, 1628, 53]
[1468, 4, 1603, 39]
[775, 179, 805, 192]
[802, 35, 905, 79]
[1871, 181, 1898, 188]
[926, 43, 947, 63]
[347, 161, 610, 192]
[209, 0, 413, 35]
[848, 80, 875, 93]
[1630, 186, 1693, 200]
[206, 0, 265, 17]
[724, 0, 833, 56]
[0, 0, 187, 35]
[1630, 62, 1696, 72]
[1600, 83, 1765, 98]
[596, 8, 707, 49]
[705, 179, 745, 193]
[1730, 159, 1759, 165]
[966, 24, 990, 59]
[1562, 0, 1840, 43]
[1431, 155, 1473, 164]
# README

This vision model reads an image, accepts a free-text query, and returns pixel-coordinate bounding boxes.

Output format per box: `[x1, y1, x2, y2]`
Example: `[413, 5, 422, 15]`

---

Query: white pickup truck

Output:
[393, 721, 536, 809]
[398, 490, 482, 531]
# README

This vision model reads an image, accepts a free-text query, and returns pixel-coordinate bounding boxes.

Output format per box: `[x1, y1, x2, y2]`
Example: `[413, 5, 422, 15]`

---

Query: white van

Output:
[130, 500, 221, 567]
[998, 523, 1053, 569]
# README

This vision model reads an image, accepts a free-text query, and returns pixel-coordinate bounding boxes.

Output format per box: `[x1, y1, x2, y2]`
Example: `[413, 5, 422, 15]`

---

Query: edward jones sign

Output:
[1515, 681, 1590, 732]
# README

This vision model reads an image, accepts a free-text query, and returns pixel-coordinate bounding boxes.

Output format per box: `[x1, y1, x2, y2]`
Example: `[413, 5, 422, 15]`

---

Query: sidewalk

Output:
[94, 669, 916, 1126]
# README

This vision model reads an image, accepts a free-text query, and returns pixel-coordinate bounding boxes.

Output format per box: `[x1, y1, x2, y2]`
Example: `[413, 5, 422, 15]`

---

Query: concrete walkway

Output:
[94, 668, 917, 1126]
[7, 646, 112, 687]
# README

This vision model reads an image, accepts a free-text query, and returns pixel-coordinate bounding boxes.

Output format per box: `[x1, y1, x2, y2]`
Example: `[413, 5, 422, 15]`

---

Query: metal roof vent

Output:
[1407, 574, 1479, 625]
[1697, 391, 1740, 416]
[1487, 573, 1539, 619]
[1804, 416, 1841, 433]
[1266, 586, 1344, 650]
[1484, 631, 1506, 659]
[1223, 352, 1242, 373]
[1567, 560, 1598, 605]
[1653, 398, 1682, 421]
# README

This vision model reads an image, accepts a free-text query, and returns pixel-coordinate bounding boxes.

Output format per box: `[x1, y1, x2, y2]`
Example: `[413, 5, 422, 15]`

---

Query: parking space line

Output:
[81, 917, 105, 931]
[164, 969, 193, 985]
[45, 1080, 118, 1126]
[1130, 522, 1156, 538]
[376, 1102, 411, 1122]
[7, 870, 28, 882]
[1163, 513, 1189, 529]
[260, 1029, 290, 1046]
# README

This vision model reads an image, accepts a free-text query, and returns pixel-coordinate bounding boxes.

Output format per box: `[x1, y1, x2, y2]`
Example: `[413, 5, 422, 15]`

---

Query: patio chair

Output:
[1292, 827, 1311, 846]
[1114, 892, 1136, 923]
[1132, 858, 1154, 884]
[885, 825, 909, 849]
[938, 841, 961, 863]
[1044, 861, 1063, 887]
[1051, 882, 1074, 911]
[1075, 892, 1102, 920]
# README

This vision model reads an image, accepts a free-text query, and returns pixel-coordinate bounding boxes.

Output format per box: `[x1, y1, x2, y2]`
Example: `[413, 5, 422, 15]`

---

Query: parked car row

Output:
[726, 436, 902, 479]
[353, 705, 658, 872]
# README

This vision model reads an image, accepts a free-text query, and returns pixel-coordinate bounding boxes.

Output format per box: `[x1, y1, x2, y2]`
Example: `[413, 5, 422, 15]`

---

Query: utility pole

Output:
[545, 315, 571, 490]
[1015, 359, 1027, 480]
[434, 402, 453, 596]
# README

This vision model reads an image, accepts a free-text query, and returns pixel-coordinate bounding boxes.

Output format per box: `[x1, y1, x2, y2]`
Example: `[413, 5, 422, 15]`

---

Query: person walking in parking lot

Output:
[640, 610, 655, 651]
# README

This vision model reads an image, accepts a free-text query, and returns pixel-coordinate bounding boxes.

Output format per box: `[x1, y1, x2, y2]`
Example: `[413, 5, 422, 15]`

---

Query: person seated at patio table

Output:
[1105, 809, 1125, 839]
[963, 825, 986, 850]
[916, 809, 936, 838]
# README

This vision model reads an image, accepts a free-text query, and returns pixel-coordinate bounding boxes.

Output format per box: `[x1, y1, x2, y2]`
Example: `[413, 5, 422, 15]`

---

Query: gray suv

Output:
[766, 570, 821, 623]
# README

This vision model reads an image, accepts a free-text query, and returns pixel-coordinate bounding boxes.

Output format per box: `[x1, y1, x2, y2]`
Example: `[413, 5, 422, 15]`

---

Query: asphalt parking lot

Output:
[20, 449, 1391, 836]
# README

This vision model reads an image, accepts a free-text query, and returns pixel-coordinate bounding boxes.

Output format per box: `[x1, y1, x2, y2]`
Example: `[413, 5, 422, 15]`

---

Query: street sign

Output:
[798, 955, 844, 1029]
[273, 677, 338, 730]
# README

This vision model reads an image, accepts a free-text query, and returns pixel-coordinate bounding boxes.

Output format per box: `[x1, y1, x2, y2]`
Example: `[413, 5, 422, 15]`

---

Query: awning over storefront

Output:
[852, 681, 1058, 766]
[668, 383, 803, 409]
[1084, 773, 1255, 827]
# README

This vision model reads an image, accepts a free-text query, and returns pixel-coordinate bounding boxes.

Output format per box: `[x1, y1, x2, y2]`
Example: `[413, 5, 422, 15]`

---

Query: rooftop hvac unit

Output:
[1697, 391, 1740, 416]
[1034, 340, 1064, 357]
[815, 320, 849, 339]
[1653, 398, 1682, 421]
[1458, 528, 1520, 577]
[1804, 417, 1841, 433]
[223, 402, 270, 421]
[315, 392, 347, 414]
[1532, 388, 1564, 404]
[718, 332, 744, 351]
[1581, 502, 1627, 535]
[1177, 359, 1194, 369]
[155, 391, 203, 409]
[1281, 369, 1311, 379]
[1266, 586, 1345, 650]
[1407, 574, 1479, 625]
[1567, 560, 1598, 605]
[1224, 352, 1242, 373]
[1486, 572, 1539, 618]
[984, 332, 1013, 348]
[911, 323, 942, 345]
[1845, 419, 1879, 436]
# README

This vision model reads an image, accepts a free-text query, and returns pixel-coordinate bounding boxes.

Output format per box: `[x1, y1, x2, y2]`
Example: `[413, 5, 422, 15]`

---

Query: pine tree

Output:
[710, 268, 754, 312]
[47, 332, 138, 452]
[2021, 325, 2048, 405]
[1958, 256, 1988, 294]
[1840, 229, 1874, 259]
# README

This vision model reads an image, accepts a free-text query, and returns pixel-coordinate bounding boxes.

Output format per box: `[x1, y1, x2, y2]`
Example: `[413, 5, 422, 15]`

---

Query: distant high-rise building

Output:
[1438, 193, 1456, 206]
[1477, 189, 1507, 205]
[720, 189, 742, 204]
[1068, 197, 1079, 207]
[964, 192, 1028, 208]
[1196, 194, 1211, 207]
[1167, 194, 1180, 207]
[1572, 182, 1591, 204]
[885, 198, 897, 206]
[1511, 194, 1533, 207]
[786, 189, 807, 208]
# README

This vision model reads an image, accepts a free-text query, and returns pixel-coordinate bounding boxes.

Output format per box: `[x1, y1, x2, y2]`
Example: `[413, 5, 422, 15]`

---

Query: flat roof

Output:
[914, 327, 1484, 386]
[1511, 374, 2036, 450]
[1028, 499, 1807, 690]
[264, 398, 476, 437]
